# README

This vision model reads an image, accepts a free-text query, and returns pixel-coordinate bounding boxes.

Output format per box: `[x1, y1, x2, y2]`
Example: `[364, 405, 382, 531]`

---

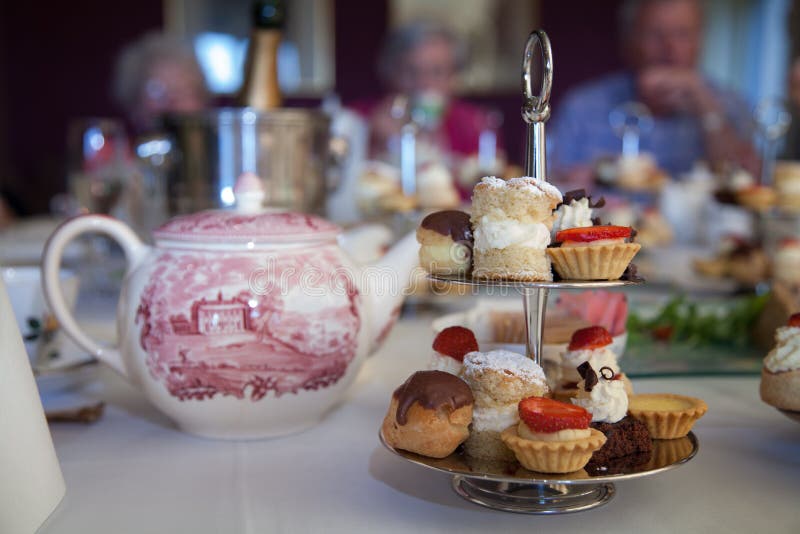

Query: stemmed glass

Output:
[753, 98, 791, 185]
[66, 118, 131, 215]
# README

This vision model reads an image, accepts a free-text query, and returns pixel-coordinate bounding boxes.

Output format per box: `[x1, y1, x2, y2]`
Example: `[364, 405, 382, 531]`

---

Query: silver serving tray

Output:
[379, 429, 697, 485]
[379, 429, 698, 514]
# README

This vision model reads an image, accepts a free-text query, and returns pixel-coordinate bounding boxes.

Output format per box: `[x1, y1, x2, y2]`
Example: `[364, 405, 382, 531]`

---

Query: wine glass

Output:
[67, 118, 131, 215]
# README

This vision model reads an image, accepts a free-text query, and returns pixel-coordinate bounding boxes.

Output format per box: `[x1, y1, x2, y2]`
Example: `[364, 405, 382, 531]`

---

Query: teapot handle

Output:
[41, 215, 148, 377]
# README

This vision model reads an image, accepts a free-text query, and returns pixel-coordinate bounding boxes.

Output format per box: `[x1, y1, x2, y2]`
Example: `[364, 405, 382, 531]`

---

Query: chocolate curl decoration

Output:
[599, 366, 616, 380]
[576, 361, 598, 392]
[559, 189, 606, 209]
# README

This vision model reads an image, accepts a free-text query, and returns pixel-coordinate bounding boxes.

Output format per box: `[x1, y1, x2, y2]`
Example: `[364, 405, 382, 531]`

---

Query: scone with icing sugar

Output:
[460, 349, 549, 461]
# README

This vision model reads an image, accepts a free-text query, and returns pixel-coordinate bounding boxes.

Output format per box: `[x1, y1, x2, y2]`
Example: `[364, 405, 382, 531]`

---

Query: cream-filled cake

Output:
[553, 326, 632, 400]
[773, 239, 800, 287]
[460, 349, 549, 460]
[774, 161, 800, 213]
[760, 313, 800, 411]
[471, 176, 562, 281]
[571, 363, 651, 465]
[417, 162, 460, 209]
[416, 210, 473, 276]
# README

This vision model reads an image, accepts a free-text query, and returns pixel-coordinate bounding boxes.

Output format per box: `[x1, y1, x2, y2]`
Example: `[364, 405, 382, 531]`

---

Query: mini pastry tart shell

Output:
[546, 242, 641, 281]
[627, 393, 708, 439]
[500, 426, 606, 474]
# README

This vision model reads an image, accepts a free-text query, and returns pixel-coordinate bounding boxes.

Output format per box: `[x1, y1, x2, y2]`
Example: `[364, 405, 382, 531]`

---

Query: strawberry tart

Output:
[501, 396, 606, 473]
[547, 225, 641, 281]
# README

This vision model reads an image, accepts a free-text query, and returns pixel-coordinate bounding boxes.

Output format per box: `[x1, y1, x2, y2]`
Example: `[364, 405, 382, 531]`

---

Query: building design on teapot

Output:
[169, 291, 253, 336]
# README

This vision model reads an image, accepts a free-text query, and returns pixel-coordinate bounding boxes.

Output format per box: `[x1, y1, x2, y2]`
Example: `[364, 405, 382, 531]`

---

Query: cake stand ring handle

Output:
[521, 29, 553, 124]
[521, 29, 553, 180]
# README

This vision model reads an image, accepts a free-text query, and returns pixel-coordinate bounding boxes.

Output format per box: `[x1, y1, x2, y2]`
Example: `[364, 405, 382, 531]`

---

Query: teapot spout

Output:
[362, 231, 419, 352]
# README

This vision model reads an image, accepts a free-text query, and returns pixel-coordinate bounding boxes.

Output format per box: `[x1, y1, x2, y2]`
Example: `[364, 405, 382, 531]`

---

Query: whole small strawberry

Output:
[568, 325, 613, 351]
[432, 326, 479, 362]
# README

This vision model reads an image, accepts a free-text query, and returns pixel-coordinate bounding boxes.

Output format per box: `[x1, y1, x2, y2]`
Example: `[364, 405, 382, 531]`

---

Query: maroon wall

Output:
[1, 0, 163, 214]
[0, 0, 624, 215]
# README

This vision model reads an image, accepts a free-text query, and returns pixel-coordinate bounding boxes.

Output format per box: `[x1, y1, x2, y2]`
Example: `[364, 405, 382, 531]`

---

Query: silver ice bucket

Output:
[161, 108, 331, 215]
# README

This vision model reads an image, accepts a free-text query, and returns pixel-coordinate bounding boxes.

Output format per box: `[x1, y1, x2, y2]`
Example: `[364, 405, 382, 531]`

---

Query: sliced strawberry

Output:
[556, 225, 632, 243]
[432, 326, 479, 362]
[518, 396, 591, 433]
[788, 313, 800, 328]
[568, 325, 613, 350]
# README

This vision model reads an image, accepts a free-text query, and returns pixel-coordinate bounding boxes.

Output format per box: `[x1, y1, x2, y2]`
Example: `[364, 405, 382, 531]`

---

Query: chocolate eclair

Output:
[416, 210, 473, 276]
[381, 370, 474, 458]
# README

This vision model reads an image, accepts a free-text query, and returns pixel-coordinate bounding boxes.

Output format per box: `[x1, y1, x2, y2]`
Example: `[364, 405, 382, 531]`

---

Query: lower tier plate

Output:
[379, 430, 698, 513]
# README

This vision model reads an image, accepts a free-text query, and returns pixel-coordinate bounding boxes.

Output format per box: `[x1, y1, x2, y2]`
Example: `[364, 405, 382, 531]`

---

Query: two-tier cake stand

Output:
[380, 30, 698, 514]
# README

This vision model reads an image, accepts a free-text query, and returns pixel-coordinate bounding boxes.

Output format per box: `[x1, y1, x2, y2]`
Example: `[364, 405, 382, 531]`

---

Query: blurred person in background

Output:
[113, 32, 209, 135]
[354, 21, 503, 171]
[550, 0, 758, 186]
[783, 56, 800, 159]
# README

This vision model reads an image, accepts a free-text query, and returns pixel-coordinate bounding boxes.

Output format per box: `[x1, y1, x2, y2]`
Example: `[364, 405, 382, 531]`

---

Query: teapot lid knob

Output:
[233, 172, 266, 214]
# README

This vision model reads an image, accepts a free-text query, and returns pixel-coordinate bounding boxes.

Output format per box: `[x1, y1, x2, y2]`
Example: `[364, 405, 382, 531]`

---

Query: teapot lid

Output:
[152, 210, 341, 245]
[153, 172, 340, 245]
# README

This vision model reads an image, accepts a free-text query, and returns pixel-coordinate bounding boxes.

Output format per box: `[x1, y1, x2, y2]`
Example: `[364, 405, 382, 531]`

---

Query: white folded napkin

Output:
[0, 274, 65, 533]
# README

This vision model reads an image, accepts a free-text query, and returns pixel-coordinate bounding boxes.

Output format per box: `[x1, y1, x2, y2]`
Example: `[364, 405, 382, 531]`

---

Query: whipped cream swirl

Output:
[560, 347, 619, 383]
[552, 197, 593, 236]
[765, 326, 800, 373]
[571, 375, 628, 423]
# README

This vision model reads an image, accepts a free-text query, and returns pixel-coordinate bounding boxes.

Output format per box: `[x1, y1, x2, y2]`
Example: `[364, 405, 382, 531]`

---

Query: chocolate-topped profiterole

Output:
[420, 210, 473, 243]
[381, 370, 474, 458]
[416, 211, 474, 276]
[393, 370, 473, 425]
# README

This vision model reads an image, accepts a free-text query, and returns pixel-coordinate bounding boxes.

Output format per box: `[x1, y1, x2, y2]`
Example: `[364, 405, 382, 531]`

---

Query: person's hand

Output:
[637, 66, 718, 116]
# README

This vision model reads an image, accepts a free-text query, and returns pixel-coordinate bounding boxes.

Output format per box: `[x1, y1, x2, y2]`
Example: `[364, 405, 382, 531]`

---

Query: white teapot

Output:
[42, 186, 419, 439]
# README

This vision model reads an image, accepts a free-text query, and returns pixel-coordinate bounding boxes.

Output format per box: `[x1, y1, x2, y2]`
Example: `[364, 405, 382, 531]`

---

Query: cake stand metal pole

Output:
[522, 287, 549, 366]
[520, 30, 553, 365]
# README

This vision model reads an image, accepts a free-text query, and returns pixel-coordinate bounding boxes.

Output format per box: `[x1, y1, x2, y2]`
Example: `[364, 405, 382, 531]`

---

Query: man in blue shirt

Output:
[549, 0, 758, 184]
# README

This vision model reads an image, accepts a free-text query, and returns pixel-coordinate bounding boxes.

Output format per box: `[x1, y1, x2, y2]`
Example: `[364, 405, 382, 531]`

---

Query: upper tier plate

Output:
[428, 274, 643, 290]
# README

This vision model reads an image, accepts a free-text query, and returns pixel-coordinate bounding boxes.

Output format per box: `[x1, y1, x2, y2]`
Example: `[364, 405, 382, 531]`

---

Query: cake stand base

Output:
[451, 476, 615, 514]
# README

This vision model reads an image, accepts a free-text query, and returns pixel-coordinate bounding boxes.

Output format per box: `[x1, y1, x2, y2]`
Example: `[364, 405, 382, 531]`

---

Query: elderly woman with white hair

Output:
[353, 20, 503, 191]
[113, 32, 209, 134]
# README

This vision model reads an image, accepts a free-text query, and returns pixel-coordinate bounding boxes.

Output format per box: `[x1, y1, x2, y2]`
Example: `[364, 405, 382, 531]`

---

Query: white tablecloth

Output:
[39, 316, 800, 533]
